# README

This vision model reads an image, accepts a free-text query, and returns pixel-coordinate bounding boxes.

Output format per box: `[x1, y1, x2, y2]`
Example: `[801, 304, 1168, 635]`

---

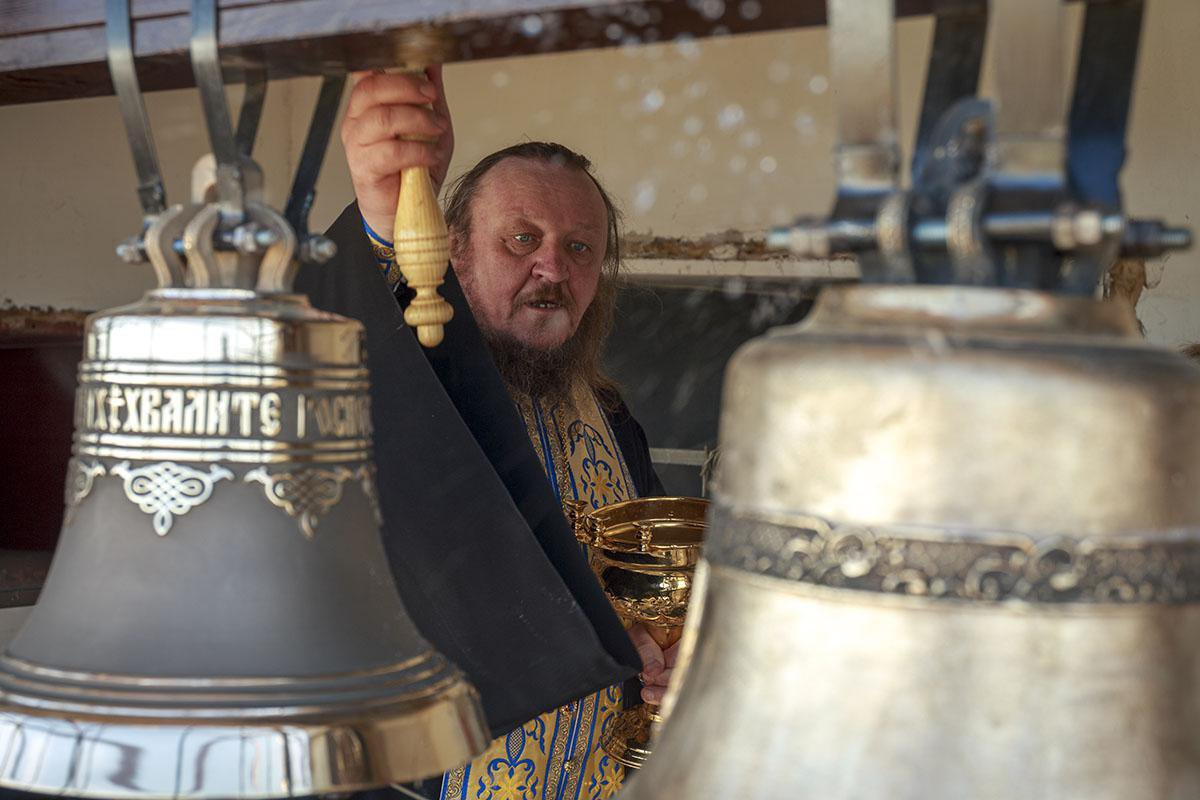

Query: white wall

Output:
[1, 0, 1197, 345]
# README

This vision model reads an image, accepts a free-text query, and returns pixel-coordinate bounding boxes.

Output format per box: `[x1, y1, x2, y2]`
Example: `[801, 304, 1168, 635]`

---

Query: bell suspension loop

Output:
[274, 72, 346, 290]
[190, 0, 244, 222]
[235, 66, 268, 159]
[106, 0, 181, 287]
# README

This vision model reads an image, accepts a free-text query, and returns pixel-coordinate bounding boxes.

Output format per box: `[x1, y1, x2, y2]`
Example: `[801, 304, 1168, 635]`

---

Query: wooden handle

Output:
[394, 160, 453, 347]
[391, 33, 454, 348]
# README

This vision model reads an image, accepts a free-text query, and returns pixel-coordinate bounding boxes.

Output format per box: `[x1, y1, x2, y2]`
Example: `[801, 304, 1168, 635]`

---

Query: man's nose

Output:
[530, 249, 570, 284]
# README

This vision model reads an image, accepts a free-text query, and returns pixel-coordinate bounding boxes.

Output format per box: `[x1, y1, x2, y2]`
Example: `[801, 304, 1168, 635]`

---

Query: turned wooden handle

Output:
[394, 159, 453, 347]
[391, 36, 454, 349]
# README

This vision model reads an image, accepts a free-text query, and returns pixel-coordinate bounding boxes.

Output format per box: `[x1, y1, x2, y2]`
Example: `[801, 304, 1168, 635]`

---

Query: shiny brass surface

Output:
[572, 497, 707, 770]
[1, 165, 488, 796]
[624, 285, 1200, 799]
[0, 652, 482, 799]
[73, 291, 373, 469]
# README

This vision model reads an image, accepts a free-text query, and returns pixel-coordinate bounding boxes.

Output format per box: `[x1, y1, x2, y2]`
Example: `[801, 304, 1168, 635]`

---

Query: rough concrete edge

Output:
[0, 307, 89, 341]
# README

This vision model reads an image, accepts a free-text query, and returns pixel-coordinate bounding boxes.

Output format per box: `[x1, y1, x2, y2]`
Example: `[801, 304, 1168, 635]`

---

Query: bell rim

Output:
[0, 658, 488, 798]
[0, 650, 469, 715]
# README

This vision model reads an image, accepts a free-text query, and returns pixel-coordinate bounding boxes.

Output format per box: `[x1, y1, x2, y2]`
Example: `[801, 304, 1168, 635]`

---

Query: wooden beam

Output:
[0, 0, 939, 106]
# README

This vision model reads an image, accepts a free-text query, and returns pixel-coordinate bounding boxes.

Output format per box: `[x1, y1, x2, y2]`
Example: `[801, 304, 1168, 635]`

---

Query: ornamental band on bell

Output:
[65, 362, 382, 538]
[65, 459, 383, 539]
[706, 506, 1200, 605]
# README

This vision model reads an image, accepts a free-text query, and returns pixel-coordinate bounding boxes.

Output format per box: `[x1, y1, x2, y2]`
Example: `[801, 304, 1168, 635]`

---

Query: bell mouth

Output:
[0, 651, 488, 797]
[803, 284, 1142, 339]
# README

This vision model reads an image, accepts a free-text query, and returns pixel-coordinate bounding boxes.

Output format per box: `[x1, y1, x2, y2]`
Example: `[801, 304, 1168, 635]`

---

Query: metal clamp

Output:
[142, 204, 202, 288]
[767, 0, 908, 281]
[106, 0, 166, 220]
[106, 0, 169, 268]
[190, 0, 244, 222]
[236, 67, 268, 158]
[108, 0, 350, 289]
[769, 0, 1190, 293]
[283, 74, 346, 265]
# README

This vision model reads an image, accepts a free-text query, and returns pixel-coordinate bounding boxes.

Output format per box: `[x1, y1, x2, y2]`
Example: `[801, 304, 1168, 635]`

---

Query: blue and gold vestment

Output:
[440, 382, 640, 800]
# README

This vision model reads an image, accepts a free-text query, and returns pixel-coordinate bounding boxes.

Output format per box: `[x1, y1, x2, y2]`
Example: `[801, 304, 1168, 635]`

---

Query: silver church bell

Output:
[0, 3, 486, 796]
[625, 0, 1199, 797]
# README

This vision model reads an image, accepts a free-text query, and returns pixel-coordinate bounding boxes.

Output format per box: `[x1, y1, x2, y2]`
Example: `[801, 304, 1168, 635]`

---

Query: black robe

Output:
[295, 203, 656, 743]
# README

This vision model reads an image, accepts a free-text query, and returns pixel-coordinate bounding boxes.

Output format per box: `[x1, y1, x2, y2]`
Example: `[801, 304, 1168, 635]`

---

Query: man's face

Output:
[453, 158, 608, 351]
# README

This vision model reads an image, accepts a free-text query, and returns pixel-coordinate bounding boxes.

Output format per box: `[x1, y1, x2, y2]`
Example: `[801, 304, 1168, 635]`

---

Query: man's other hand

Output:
[628, 624, 680, 705]
[341, 66, 455, 242]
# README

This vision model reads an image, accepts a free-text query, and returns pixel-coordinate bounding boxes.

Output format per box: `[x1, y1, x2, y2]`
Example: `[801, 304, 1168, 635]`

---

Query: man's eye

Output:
[513, 233, 535, 244]
[569, 241, 591, 253]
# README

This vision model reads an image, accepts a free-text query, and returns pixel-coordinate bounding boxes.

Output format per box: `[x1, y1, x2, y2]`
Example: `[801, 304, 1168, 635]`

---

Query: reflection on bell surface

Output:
[622, 284, 1200, 799]
[0, 176, 488, 797]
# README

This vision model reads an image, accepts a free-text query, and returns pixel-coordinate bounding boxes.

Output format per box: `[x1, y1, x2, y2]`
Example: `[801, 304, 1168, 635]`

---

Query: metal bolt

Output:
[1159, 226, 1193, 251]
[1050, 207, 1107, 250]
[1101, 214, 1125, 237]
[1050, 209, 1075, 250]
[115, 237, 146, 264]
[254, 228, 281, 249]
[1071, 209, 1104, 247]
[227, 222, 279, 254]
[1122, 219, 1194, 257]
[766, 227, 793, 251]
[767, 222, 831, 259]
[300, 235, 338, 264]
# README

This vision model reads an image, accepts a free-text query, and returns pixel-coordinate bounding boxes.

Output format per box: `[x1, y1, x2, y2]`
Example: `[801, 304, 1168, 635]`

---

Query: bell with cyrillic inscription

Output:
[0, 159, 487, 798]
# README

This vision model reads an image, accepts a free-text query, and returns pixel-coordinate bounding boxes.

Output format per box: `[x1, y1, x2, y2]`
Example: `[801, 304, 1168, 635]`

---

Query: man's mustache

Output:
[514, 284, 574, 311]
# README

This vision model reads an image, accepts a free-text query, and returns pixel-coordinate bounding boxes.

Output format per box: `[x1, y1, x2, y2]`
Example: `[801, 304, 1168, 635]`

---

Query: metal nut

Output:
[115, 237, 146, 264]
[1072, 209, 1103, 247]
[227, 222, 280, 254]
[767, 222, 832, 259]
[300, 235, 338, 264]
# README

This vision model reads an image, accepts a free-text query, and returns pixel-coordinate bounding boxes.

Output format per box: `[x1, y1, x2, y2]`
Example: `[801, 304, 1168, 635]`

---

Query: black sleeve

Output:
[294, 202, 639, 738]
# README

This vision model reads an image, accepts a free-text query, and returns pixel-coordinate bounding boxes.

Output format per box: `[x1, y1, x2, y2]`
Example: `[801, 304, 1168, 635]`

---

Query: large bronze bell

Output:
[0, 155, 488, 797]
[624, 0, 1198, 797]
[624, 284, 1200, 798]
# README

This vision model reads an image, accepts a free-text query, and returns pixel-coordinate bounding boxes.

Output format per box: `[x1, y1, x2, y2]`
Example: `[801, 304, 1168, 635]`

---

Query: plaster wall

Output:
[0, 0, 1196, 345]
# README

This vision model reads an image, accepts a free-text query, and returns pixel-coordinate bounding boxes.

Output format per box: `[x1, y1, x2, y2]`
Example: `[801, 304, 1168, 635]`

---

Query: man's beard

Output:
[454, 248, 616, 404]
[482, 323, 589, 402]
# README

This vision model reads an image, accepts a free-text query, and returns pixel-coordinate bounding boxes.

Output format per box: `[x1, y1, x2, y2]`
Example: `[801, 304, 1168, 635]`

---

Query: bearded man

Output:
[299, 69, 674, 800]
